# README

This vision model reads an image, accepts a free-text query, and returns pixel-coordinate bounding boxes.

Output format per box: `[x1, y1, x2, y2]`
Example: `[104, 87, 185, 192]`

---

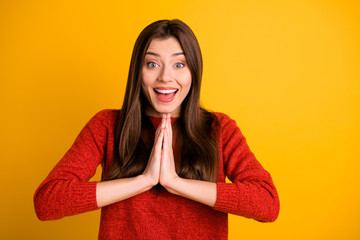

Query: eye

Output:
[147, 62, 159, 68]
[174, 62, 185, 68]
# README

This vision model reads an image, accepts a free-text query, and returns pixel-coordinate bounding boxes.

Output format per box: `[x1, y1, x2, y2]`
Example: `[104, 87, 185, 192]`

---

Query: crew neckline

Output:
[147, 115, 179, 128]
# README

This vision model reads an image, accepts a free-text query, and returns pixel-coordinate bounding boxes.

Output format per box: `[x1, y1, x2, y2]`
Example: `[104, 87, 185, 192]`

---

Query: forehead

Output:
[146, 36, 184, 55]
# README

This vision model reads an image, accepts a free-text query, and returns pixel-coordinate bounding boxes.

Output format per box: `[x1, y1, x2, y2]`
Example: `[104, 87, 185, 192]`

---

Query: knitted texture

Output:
[34, 109, 279, 239]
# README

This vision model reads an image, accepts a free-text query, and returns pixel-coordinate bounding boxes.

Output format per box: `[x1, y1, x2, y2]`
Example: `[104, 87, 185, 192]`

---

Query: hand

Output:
[141, 114, 216, 208]
[159, 114, 179, 190]
[142, 115, 165, 186]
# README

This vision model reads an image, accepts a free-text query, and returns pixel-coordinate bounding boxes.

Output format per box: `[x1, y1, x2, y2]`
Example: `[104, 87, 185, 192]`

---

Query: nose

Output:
[158, 64, 174, 82]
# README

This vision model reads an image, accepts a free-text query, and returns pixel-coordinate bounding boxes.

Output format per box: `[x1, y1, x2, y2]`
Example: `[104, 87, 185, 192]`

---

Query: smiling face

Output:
[141, 36, 192, 117]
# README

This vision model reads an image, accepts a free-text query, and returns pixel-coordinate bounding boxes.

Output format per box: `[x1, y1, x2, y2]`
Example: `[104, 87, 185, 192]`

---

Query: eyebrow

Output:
[145, 51, 185, 57]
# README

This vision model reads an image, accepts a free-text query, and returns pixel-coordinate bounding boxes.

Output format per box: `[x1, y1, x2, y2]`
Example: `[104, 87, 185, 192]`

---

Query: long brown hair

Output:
[104, 19, 219, 182]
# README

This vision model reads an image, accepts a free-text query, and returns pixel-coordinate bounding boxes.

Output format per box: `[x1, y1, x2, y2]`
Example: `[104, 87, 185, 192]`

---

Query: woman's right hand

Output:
[96, 115, 166, 208]
[142, 115, 166, 186]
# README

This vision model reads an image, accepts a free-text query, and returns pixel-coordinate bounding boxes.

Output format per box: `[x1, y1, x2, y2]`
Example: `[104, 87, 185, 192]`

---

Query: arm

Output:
[213, 113, 280, 222]
[34, 110, 166, 220]
[96, 175, 153, 208]
[159, 114, 217, 207]
[162, 177, 217, 207]
[160, 113, 279, 222]
[34, 110, 109, 220]
[96, 118, 166, 207]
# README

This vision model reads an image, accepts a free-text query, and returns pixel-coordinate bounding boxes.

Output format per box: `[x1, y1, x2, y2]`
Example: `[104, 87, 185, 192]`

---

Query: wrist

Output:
[161, 175, 181, 194]
[138, 174, 157, 191]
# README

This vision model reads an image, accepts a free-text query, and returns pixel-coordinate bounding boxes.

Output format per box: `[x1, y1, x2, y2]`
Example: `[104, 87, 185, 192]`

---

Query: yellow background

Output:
[1, 0, 359, 239]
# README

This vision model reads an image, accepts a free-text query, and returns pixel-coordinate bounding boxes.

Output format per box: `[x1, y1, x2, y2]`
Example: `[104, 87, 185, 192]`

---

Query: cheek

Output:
[142, 70, 157, 88]
[141, 82, 153, 104]
[141, 77, 152, 101]
[141, 83, 147, 96]
[180, 72, 192, 93]
[141, 71, 152, 91]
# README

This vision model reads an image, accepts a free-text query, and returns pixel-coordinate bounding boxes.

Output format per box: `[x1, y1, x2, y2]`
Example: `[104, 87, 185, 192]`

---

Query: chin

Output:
[153, 105, 180, 116]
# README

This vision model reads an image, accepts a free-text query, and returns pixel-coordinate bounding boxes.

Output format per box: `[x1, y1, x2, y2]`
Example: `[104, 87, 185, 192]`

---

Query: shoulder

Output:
[212, 112, 231, 121]
[86, 109, 119, 129]
[92, 109, 119, 120]
[212, 112, 238, 128]
[211, 112, 244, 139]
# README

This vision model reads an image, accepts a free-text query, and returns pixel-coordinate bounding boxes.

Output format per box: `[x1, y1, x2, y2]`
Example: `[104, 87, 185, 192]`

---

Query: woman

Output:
[34, 19, 279, 239]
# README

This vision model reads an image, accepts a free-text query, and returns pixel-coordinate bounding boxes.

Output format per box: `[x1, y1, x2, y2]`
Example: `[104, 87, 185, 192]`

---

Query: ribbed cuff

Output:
[69, 181, 99, 215]
[213, 182, 238, 213]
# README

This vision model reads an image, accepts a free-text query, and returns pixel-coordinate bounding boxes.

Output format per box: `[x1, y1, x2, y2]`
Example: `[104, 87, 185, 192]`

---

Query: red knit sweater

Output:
[34, 109, 279, 239]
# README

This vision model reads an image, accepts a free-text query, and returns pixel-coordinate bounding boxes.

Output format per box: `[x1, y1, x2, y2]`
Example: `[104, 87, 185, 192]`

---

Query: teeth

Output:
[155, 89, 177, 94]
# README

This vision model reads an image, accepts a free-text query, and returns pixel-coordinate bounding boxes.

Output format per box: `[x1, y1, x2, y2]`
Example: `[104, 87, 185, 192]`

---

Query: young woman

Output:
[34, 19, 280, 239]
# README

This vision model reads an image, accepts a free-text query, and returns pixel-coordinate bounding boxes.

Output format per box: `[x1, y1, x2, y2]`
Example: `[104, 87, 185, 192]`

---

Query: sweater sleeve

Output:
[34, 110, 112, 221]
[213, 113, 280, 222]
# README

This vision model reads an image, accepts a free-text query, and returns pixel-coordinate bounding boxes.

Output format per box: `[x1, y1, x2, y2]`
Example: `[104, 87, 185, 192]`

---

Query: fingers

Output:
[154, 127, 164, 154]
[144, 114, 173, 186]
[153, 115, 166, 148]
[154, 113, 172, 153]
[161, 124, 173, 170]
[159, 114, 177, 187]
[162, 114, 174, 159]
[166, 114, 173, 143]
[163, 125, 168, 153]
[155, 114, 166, 137]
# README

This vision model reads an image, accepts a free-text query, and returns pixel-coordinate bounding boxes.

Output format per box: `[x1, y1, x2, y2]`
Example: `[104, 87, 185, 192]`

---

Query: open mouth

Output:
[154, 88, 178, 103]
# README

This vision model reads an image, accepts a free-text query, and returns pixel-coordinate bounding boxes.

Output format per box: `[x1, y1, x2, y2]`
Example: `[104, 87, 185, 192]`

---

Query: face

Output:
[141, 36, 192, 117]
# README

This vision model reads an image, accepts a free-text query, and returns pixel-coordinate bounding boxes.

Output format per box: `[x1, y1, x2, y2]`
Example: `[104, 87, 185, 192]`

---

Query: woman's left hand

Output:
[159, 114, 179, 190]
[158, 114, 217, 207]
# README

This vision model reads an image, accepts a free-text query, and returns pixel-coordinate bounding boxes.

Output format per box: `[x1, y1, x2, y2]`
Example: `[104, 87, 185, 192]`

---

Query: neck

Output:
[144, 106, 181, 118]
